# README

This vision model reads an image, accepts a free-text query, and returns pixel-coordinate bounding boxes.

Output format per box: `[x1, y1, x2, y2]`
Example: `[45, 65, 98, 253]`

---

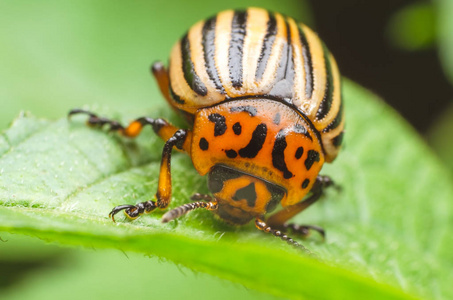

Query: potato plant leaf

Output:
[1, 80, 452, 299]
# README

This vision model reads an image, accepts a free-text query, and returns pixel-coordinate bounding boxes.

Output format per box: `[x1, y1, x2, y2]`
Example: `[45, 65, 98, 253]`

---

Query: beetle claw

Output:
[108, 205, 136, 222]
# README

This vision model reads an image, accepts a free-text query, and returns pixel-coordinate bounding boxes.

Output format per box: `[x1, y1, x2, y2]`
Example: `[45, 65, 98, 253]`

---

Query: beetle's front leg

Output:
[109, 129, 191, 221]
[68, 109, 190, 152]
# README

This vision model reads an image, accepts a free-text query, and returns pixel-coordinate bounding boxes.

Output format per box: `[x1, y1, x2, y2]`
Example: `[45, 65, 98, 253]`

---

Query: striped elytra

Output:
[170, 8, 344, 162]
[169, 7, 343, 163]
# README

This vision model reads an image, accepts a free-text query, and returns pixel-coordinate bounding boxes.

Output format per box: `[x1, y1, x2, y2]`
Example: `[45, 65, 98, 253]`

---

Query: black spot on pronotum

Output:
[225, 149, 238, 158]
[208, 113, 227, 136]
[272, 130, 293, 179]
[304, 150, 320, 171]
[301, 179, 310, 189]
[233, 122, 242, 135]
[232, 182, 257, 207]
[295, 147, 304, 159]
[238, 123, 267, 158]
[199, 138, 209, 150]
[230, 106, 257, 116]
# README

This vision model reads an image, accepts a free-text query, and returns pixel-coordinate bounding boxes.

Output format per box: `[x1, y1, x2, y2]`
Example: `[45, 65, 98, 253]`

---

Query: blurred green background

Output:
[1, 0, 452, 299]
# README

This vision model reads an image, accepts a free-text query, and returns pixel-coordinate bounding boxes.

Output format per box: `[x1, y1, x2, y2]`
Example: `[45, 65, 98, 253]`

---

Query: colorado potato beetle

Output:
[69, 7, 344, 251]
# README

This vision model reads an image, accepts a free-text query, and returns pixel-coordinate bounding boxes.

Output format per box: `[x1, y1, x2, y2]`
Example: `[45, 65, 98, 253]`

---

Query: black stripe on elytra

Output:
[298, 25, 313, 99]
[295, 147, 304, 159]
[232, 182, 257, 207]
[255, 11, 277, 81]
[229, 10, 247, 89]
[274, 19, 295, 86]
[294, 123, 312, 141]
[169, 80, 185, 104]
[316, 44, 334, 120]
[304, 150, 320, 171]
[286, 21, 295, 85]
[233, 122, 242, 135]
[202, 16, 225, 93]
[323, 101, 343, 133]
[199, 138, 209, 150]
[238, 123, 267, 158]
[181, 34, 208, 96]
[272, 130, 293, 179]
[301, 178, 310, 189]
[208, 113, 227, 136]
[332, 131, 344, 147]
[230, 105, 257, 116]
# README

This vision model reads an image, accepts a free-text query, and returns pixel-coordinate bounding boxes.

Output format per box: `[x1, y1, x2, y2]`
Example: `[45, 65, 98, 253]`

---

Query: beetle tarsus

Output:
[109, 205, 136, 222]
[68, 109, 127, 132]
[108, 201, 157, 222]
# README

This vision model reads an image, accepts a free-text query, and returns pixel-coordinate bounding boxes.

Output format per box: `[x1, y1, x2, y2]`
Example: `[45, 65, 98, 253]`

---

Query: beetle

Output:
[69, 7, 344, 251]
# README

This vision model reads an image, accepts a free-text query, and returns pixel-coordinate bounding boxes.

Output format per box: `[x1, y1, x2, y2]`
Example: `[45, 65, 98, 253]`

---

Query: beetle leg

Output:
[69, 108, 194, 222]
[154, 129, 189, 209]
[266, 175, 334, 238]
[106, 129, 190, 222]
[68, 109, 192, 153]
[151, 61, 173, 105]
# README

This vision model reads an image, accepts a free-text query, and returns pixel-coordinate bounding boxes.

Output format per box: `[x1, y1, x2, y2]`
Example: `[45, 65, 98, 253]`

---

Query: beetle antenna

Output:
[162, 200, 218, 223]
[255, 218, 318, 257]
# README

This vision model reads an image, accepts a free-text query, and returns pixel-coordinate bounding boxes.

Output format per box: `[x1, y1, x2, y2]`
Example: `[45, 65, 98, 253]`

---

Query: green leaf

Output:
[2, 80, 452, 299]
[0, 234, 279, 300]
[387, 2, 436, 51]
